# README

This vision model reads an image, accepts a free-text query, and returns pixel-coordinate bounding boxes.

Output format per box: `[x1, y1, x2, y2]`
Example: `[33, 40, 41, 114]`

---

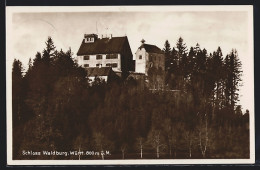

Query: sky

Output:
[9, 8, 253, 112]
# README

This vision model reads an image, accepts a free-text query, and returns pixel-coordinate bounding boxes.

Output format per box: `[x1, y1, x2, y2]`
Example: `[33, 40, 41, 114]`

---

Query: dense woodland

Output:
[12, 37, 249, 160]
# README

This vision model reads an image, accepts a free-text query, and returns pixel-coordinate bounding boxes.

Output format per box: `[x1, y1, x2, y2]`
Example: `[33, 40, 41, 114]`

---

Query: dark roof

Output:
[85, 34, 97, 37]
[77, 36, 128, 55]
[86, 67, 112, 77]
[139, 44, 163, 54]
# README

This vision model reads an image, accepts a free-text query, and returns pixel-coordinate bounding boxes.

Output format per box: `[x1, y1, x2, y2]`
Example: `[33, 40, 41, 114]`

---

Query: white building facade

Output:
[135, 40, 165, 76]
[77, 53, 122, 72]
[76, 33, 134, 78]
[134, 39, 165, 89]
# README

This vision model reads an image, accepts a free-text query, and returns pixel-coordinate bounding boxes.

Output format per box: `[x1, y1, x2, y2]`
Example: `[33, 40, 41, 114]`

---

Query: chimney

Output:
[84, 34, 87, 43]
[101, 34, 103, 39]
[109, 34, 112, 39]
[99, 64, 102, 68]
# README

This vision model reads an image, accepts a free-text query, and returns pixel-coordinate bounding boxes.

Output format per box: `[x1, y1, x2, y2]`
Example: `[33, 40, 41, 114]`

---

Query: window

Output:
[139, 55, 142, 59]
[106, 63, 117, 68]
[96, 64, 102, 67]
[112, 63, 117, 68]
[84, 55, 90, 60]
[106, 54, 118, 59]
[111, 54, 118, 59]
[84, 64, 89, 67]
[96, 55, 102, 60]
[149, 55, 153, 62]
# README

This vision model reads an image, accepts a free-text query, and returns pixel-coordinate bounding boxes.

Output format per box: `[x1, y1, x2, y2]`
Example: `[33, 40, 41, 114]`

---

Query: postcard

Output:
[6, 5, 254, 165]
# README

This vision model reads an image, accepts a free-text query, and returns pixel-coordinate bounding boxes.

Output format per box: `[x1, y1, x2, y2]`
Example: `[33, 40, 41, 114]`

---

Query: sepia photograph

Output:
[6, 5, 254, 165]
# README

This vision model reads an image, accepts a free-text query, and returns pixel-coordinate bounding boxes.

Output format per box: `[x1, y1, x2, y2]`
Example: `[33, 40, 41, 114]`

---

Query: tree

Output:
[12, 59, 25, 159]
[120, 143, 127, 159]
[184, 130, 195, 158]
[12, 59, 23, 125]
[147, 129, 165, 158]
[93, 131, 114, 160]
[211, 47, 224, 109]
[28, 58, 33, 72]
[176, 37, 188, 58]
[33, 52, 42, 66]
[162, 118, 175, 157]
[204, 47, 224, 120]
[73, 134, 89, 160]
[136, 137, 144, 159]
[187, 47, 196, 79]
[197, 111, 209, 158]
[176, 37, 188, 70]
[224, 49, 242, 110]
[43, 36, 56, 58]
[175, 37, 188, 89]
[163, 40, 172, 71]
[182, 93, 197, 158]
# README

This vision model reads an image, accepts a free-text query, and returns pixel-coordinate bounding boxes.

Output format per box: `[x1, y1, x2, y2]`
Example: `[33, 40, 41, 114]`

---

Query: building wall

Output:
[135, 48, 165, 89]
[147, 52, 165, 72]
[147, 52, 165, 89]
[135, 48, 148, 74]
[77, 54, 121, 72]
[77, 35, 133, 79]
[135, 49, 165, 75]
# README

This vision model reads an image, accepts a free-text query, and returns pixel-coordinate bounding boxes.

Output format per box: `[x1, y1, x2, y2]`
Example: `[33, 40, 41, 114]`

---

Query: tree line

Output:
[12, 37, 249, 160]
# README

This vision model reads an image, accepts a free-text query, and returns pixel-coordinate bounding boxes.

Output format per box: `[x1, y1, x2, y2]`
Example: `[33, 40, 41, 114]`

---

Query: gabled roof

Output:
[86, 67, 112, 77]
[138, 44, 163, 54]
[77, 36, 129, 55]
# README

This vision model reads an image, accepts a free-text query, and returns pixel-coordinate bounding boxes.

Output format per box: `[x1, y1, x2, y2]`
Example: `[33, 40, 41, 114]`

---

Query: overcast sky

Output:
[10, 9, 253, 112]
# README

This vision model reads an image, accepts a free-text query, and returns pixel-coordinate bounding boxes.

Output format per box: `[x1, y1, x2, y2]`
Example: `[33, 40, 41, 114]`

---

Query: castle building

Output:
[76, 34, 165, 88]
[85, 67, 119, 84]
[76, 34, 134, 78]
[134, 39, 165, 89]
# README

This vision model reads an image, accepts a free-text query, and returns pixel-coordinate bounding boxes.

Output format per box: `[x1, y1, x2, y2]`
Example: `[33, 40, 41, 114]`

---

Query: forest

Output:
[12, 37, 249, 160]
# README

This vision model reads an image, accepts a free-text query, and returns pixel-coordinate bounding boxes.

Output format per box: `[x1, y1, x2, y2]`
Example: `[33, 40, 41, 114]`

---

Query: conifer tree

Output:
[224, 49, 242, 110]
[175, 37, 188, 89]
[12, 59, 23, 126]
[163, 40, 172, 71]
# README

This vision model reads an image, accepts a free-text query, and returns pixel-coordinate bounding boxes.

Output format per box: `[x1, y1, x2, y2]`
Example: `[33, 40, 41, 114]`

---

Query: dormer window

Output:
[84, 34, 98, 43]
[139, 55, 142, 59]
[85, 37, 94, 42]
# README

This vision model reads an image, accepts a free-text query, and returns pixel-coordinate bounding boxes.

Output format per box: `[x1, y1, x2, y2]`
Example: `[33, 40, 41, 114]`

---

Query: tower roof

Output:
[138, 44, 163, 54]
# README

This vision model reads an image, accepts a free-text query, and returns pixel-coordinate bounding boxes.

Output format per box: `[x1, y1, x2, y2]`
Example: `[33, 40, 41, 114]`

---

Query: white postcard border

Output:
[6, 5, 255, 165]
